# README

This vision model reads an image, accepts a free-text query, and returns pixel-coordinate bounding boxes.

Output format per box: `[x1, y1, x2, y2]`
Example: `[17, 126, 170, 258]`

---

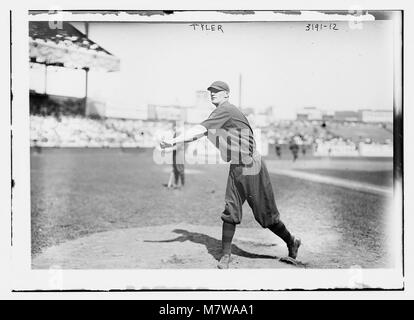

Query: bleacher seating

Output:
[30, 115, 393, 157]
[30, 115, 171, 148]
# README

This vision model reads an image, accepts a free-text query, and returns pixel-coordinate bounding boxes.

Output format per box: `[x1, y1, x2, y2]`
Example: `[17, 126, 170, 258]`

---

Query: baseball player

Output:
[160, 81, 301, 269]
[164, 124, 185, 189]
[172, 128, 185, 188]
[275, 141, 282, 159]
[289, 138, 299, 162]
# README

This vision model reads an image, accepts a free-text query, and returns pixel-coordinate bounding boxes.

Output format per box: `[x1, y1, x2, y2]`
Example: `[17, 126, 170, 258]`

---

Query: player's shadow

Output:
[144, 229, 278, 261]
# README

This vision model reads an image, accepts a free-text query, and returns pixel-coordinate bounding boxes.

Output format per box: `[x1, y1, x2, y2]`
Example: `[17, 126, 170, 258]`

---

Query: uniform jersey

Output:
[200, 101, 256, 164]
[200, 100, 280, 227]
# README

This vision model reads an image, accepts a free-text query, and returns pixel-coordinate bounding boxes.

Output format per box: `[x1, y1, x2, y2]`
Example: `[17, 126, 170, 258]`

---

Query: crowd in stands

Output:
[30, 115, 171, 148]
[266, 120, 391, 145]
[265, 120, 392, 157]
[31, 115, 393, 157]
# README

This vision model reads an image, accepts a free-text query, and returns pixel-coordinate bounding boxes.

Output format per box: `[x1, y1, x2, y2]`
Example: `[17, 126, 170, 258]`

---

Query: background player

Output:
[172, 124, 185, 188]
[163, 122, 185, 189]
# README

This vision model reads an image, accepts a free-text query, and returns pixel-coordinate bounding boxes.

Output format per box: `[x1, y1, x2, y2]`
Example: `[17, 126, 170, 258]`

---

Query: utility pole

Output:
[84, 22, 90, 116]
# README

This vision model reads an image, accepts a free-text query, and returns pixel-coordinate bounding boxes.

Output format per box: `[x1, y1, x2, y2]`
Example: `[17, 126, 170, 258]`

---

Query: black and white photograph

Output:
[7, 7, 407, 293]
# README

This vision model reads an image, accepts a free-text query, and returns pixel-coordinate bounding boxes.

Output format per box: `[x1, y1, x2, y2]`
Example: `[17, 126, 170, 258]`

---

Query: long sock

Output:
[268, 220, 293, 246]
[222, 221, 236, 255]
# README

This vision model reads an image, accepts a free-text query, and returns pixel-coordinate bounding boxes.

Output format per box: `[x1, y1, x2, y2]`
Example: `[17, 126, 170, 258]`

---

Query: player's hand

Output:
[160, 140, 174, 149]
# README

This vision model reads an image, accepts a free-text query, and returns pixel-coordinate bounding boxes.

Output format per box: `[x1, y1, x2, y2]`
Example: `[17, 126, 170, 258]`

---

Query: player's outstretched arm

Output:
[160, 125, 207, 149]
[159, 145, 178, 152]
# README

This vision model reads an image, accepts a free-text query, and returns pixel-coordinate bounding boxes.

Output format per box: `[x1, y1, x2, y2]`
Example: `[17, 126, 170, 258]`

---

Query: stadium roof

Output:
[29, 21, 120, 72]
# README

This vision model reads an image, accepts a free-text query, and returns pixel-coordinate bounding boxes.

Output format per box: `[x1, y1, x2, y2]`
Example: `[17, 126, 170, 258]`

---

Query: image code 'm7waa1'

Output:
[203, 304, 254, 315]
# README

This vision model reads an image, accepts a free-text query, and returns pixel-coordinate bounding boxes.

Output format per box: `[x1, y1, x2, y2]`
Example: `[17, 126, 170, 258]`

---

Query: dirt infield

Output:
[32, 224, 303, 269]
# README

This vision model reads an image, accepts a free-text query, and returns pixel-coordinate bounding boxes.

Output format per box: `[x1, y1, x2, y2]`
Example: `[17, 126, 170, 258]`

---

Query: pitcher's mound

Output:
[32, 224, 306, 269]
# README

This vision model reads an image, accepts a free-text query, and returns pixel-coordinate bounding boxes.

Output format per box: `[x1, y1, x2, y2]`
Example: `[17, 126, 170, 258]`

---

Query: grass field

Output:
[31, 147, 395, 268]
[265, 147, 394, 187]
[296, 168, 393, 187]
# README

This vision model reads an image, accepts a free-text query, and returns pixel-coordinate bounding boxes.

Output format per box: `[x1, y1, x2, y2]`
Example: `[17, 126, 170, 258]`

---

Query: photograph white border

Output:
[2, 0, 413, 299]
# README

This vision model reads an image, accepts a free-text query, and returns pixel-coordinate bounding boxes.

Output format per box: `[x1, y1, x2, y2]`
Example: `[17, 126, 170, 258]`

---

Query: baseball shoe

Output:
[217, 254, 231, 269]
[288, 237, 301, 259]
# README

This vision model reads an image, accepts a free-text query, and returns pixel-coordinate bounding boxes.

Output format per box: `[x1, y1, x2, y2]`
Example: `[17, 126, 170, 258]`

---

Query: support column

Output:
[84, 21, 90, 116]
[84, 67, 89, 116]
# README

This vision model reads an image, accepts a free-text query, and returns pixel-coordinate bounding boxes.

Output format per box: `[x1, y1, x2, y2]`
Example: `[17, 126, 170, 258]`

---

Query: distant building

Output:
[322, 114, 334, 121]
[358, 109, 393, 123]
[246, 107, 275, 128]
[296, 107, 323, 121]
[322, 110, 335, 121]
[102, 101, 148, 120]
[186, 90, 214, 123]
[334, 111, 359, 122]
[296, 107, 393, 123]
[253, 114, 269, 127]
[195, 90, 210, 108]
[147, 104, 186, 121]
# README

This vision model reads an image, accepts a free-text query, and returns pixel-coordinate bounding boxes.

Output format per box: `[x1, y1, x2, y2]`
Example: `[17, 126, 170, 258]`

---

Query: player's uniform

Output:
[172, 132, 185, 186]
[289, 141, 299, 161]
[200, 101, 280, 228]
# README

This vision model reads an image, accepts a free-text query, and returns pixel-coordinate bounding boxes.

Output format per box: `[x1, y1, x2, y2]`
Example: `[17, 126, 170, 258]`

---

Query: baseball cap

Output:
[207, 81, 230, 92]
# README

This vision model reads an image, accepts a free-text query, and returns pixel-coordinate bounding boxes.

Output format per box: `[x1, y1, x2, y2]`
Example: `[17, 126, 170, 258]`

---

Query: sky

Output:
[30, 20, 395, 119]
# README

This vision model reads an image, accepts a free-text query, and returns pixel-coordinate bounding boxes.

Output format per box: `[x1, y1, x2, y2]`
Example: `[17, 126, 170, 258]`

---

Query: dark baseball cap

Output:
[207, 81, 230, 92]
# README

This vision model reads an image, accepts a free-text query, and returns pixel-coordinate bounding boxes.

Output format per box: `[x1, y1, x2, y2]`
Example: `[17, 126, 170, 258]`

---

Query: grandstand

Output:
[327, 121, 392, 144]
[28, 20, 393, 157]
[30, 112, 393, 158]
[30, 115, 171, 148]
[264, 118, 392, 158]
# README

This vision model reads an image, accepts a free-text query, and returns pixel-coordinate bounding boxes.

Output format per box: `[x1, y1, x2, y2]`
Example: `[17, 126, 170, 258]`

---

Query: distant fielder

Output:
[160, 81, 301, 269]
[171, 127, 185, 188]
[164, 124, 185, 189]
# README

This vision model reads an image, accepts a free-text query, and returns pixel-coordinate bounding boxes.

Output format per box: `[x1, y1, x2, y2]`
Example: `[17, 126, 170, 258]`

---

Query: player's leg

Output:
[268, 220, 301, 259]
[243, 159, 301, 259]
[173, 164, 180, 186]
[218, 165, 245, 269]
[177, 164, 185, 187]
[167, 171, 174, 188]
[217, 221, 236, 269]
